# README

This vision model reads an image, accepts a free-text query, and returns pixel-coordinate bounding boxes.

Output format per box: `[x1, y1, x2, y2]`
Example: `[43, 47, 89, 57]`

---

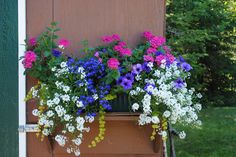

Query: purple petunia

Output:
[121, 78, 133, 90]
[174, 78, 185, 89]
[144, 83, 156, 94]
[52, 49, 62, 57]
[155, 51, 163, 56]
[132, 64, 143, 75]
[142, 62, 151, 73]
[125, 73, 134, 82]
[181, 62, 192, 72]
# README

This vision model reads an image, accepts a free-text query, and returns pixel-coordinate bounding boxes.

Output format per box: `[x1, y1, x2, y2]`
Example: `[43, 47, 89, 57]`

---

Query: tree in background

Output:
[166, 0, 236, 106]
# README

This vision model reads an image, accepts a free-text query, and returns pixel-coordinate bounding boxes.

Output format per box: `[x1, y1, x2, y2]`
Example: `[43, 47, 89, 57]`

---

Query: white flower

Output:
[132, 103, 139, 112]
[163, 111, 171, 118]
[60, 62, 67, 68]
[61, 94, 70, 102]
[47, 110, 54, 117]
[32, 109, 39, 116]
[153, 70, 161, 77]
[67, 148, 72, 154]
[42, 129, 49, 136]
[53, 97, 60, 105]
[74, 149, 81, 156]
[85, 116, 94, 123]
[196, 93, 202, 99]
[63, 86, 70, 93]
[46, 100, 54, 107]
[147, 62, 154, 69]
[68, 126, 75, 133]
[73, 138, 82, 146]
[78, 67, 84, 73]
[179, 131, 186, 139]
[51, 67, 56, 72]
[194, 103, 202, 111]
[160, 131, 167, 138]
[92, 94, 98, 100]
[135, 75, 141, 81]
[145, 116, 152, 124]
[55, 135, 66, 146]
[76, 101, 84, 108]
[64, 114, 71, 121]
[151, 116, 160, 124]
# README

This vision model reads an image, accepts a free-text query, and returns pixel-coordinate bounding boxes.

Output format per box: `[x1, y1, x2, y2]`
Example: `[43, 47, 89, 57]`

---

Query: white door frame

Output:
[18, 0, 26, 157]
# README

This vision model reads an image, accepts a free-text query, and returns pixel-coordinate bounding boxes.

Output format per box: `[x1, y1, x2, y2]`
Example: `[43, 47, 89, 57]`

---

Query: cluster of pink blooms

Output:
[113, 41, 132, 56]
[102, 34, 121, 43]
[143, 31, 175, 65]
[58, 39, 70, 49]
[22, 51, 37, 69]
[107, 58, 120, 69]
[28, 38, 37, 46]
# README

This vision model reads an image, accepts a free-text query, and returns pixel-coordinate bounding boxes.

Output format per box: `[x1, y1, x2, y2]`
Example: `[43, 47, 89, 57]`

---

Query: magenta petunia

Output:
[58, 39, 70, 48]
[166, 53, 175, 63]
[118, 41, 127, 47]
[163, 45, 171, 53]
[143, 55, 154, 62]
[102, 35, 113, 43]
[155, 54, 166, 65]
[150, 36, 166, 48]
[120, 48, 132, 56]
[146, 47, 157, 54]
[143, 31, 154, 41]
[107, 58, 120, 69]
[113, 45, 123, 52]
[22, 51, 37, 69]
[28, 38, 37, 46]
[112, 34, 121, 41]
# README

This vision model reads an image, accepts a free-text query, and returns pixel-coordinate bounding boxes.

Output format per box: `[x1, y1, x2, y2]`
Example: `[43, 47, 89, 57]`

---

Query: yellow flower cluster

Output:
[88, 107, 106, 148]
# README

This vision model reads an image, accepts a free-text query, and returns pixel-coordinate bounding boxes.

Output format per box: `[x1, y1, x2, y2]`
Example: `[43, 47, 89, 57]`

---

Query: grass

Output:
[169, 107, 236, 157]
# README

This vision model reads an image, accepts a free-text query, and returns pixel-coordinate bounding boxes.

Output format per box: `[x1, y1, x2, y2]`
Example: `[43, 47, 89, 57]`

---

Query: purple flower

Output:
[132, 64, 142, 75]
[52, 49, 62, 57]
[117, 76, 124, 84]
[181, 62, 192, 72]
[125, 73, 134, 82]
[99, 100, 112, 110]
[121, 78, 132, 90]
[174, 78, 185, 89]
[155, 51, 163, 56]
[142, 62, 151, 73]
[179, 55, 186, 62]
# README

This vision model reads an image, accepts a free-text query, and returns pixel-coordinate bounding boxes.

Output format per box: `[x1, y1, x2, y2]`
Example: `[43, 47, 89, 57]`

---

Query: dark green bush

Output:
[166, 0, 236, 106]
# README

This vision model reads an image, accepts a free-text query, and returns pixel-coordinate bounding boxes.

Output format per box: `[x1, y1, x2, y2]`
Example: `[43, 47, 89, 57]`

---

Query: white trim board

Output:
[18, 0, 26, 157]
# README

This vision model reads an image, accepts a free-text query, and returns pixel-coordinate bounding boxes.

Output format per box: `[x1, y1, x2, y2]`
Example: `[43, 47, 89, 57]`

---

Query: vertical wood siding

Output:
[0, 0, 18, 156]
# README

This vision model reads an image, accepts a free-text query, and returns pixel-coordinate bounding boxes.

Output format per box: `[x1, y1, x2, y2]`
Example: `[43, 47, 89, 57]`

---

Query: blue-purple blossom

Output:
[99, 100, 112, 110]
[117, 76, 124, 84]
[132, 64, 142, 75]
[142, 62, 151, 73]
[155, 51, 163, 56]
[174, 78, 185, 89]
[52, 49, 62, 57]
[181, 62, 192, 72]
[125, 73, 134, 82]
[121, 78, 132, 90]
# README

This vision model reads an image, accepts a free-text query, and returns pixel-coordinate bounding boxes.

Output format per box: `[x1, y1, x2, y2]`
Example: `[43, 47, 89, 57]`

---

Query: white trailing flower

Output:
[179, 131, 186, 139]
[132, 103, 139, 112]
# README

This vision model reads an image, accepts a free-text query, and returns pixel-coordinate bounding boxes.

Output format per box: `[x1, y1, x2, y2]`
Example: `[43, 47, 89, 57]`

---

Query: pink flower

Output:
[146, 47, 157, 54]
[163, 46, 171, 53]
[94, 51, 100, 57]
[118, 41, 127, 47]
[166, 53, 175, 63]
[102, 36, 113, 43]
[150, 36, 166, 48]
[155, 54, 166, 65]
[22, 51, 37, 69]
[58, 39, 70, 48]
[143, 31, 154, 41]
[107, 58, 120, 69]
[112, 34, 121, 41]
[113, 45, 123, 52]
[120, 48, 132, 56]
[144, 55, 154, 62]
[28, 38, 36, 46]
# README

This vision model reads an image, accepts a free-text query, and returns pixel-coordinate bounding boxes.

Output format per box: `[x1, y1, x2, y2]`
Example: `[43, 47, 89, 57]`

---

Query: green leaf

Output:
[44, 51, 51, 57]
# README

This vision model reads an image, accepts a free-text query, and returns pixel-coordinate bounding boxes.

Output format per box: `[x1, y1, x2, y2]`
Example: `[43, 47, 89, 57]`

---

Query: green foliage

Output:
[166, 0, 236, 106]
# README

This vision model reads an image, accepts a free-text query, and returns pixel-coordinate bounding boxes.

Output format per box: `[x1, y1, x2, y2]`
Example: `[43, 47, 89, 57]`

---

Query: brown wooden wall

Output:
[26, 0, 165, 157]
